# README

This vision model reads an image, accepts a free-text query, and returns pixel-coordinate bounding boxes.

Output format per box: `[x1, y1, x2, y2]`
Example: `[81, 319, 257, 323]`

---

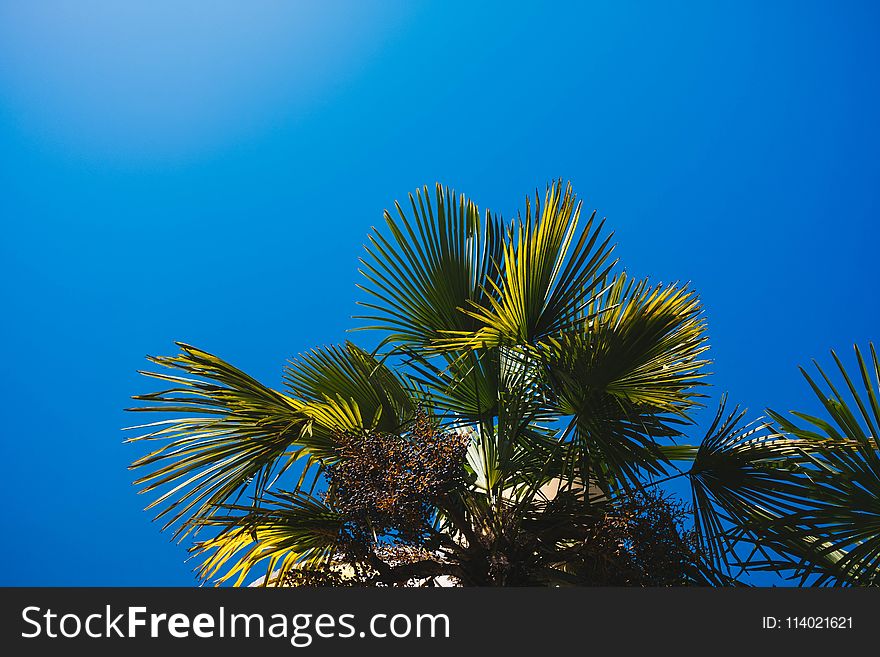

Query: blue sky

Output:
[1, 1, 877, 585]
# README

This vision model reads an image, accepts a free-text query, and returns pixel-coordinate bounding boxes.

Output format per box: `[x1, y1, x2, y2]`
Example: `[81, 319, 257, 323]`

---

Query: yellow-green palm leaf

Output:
[126, 343, 322, 537]
[356, 183, 504, 347]
[435, 180, 615, 351]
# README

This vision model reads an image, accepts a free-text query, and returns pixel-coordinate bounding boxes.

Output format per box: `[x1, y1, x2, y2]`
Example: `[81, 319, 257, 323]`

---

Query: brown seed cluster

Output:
[563, 491, 703, 586]
[326, 409, 468, 545]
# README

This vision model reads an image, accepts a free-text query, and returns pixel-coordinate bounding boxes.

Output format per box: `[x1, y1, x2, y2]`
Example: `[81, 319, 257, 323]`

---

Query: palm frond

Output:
[684, 393, 879, 585]
[540, 273, 710, 491]
[356, 183, 504, 347]
[762, 343, 880, 585]
[687, 397, 798, 574]
[283, 341, 416, 436]
[126, 343, 323, 537]
[191, 490, 345, 587]
[406, 348, 501, 421]
[435, 180, 616, 350]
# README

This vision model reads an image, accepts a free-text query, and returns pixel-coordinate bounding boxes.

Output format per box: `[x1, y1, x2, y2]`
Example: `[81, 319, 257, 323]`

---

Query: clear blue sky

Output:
[1, 1, 877, 585]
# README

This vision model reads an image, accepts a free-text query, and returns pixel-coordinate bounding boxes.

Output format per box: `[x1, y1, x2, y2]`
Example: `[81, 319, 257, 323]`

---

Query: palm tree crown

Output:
[127, 181, 879, 586]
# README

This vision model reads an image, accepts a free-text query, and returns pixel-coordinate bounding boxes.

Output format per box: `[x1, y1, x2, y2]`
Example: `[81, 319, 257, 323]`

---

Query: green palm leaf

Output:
[191, 490, 345, 587]
[435, 180, 616, 351]
[687, 398, 798, 574]
[406, 348, 501, 421]
[356, 183, 504, 347]
[283, 341, 416, 435]
[541, 273, 710, 491]
[687, 354, 880, 586]
[126, 343, 323, 537]
[762, 343, 880, 585]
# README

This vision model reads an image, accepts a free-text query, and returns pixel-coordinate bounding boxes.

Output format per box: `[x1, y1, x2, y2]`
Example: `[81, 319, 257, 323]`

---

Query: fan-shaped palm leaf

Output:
[406, 348, 501, 421]
[435, 180, 616, 351]
[126, 343, 323, 537]
[687, 346, 880, 585]
[356, 183, 504, 347]
[191, 490, 345, 587]
[540, 273, 710, 491]
[762, 343, 880, 585]
[687, 398, 799, 574]
[283, 341, 416, 436]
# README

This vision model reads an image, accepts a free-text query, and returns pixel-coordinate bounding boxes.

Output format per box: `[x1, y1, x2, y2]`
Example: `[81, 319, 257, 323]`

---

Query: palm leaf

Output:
[356, 183, 504, 347]
[126, 343, 324, 537]
[685, 393, 877, 584]
[283, 341, 416, 436]
[761, 343, 880, 585]
[540, 273, 710, 491]
[687, 397, 799, 574]
[191, 490, 345, 587]
[435, 180, 616, 350]
[406, 348, 501, 421]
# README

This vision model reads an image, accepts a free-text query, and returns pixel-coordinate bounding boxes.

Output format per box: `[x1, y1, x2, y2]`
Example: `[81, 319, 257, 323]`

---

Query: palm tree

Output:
[126, 181, 879, 586]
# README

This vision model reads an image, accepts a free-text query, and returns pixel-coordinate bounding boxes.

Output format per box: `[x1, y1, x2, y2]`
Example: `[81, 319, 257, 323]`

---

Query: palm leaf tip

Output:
[125, 344, 319, 537]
